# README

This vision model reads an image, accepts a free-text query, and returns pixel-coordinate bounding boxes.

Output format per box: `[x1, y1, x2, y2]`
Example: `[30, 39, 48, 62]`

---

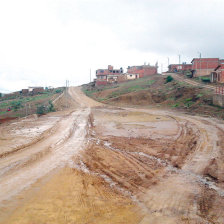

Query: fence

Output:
[215, 86, 224, 95]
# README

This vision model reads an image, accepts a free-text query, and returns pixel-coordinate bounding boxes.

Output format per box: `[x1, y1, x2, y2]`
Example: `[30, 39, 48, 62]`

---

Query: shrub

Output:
[201, 77, 210, 83]
[48, 101, 55, 112]
[185, 98, 192, 102]
[165, 75, 174, 83]
[172, 103, 179, 108]
[11, 100, 23, 111]
[36, 105, 46, 115]
[55, 89, 62, 93]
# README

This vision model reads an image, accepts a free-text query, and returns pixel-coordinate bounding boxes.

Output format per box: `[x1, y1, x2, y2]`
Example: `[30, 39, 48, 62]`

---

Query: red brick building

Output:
[211, 60, 224, 83]
[191, 58, 219, 77]
[127, 64, 157, 78]
[95, 65, 123, 86]
[168, 63, 192, 73]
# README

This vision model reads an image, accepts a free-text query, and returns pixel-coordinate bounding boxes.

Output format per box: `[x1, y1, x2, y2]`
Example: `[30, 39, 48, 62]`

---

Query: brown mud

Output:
[0, 87, 224, 223]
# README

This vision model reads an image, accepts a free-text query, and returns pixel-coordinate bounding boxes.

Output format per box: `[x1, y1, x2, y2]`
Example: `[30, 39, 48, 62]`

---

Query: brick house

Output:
[32, 87, 44, 94]
[211, 60, 224, 83]
[28, 87, 44, 94]
[191, 58, 219, 77]
[127, 64, 157, 78]
[21, 89, 29, 95]
[95, 65, 123, 86]
[168, 63, 192, 73]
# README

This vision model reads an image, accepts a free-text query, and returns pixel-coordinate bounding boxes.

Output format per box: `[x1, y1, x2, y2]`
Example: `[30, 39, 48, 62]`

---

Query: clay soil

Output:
[0, 87, 224, 223]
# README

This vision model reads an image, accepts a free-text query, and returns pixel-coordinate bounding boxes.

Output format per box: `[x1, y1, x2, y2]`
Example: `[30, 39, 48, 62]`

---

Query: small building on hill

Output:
[21, 89, 29, 95]
[32, 87, 44, 94]
[127, 64, 157, 78]
[191, 58, 220, 77]
[168, 63, 192, 73]
[28, 86, 44, 94]
[95, 65, 123, 86]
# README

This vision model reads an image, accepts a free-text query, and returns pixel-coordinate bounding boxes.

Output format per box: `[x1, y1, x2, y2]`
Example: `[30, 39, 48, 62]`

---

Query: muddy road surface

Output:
[0, 87, 224, 224]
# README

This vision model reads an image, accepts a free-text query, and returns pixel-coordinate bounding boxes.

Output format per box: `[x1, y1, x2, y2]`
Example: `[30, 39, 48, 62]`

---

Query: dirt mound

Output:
[93, 87, 119, 99]
[108, 90, 154, 106]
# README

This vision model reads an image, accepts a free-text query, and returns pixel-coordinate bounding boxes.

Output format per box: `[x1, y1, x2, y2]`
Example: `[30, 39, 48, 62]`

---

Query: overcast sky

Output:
[0, 0, 224, 92]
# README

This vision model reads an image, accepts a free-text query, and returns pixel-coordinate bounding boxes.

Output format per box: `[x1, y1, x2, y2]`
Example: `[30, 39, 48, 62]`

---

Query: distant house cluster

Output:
[1, 86, 45, 99]
[168, 57, 224, 83]
[95, 63, 158, 86]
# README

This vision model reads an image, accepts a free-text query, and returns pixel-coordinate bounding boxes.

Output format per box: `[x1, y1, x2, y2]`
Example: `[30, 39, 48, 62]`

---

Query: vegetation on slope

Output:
[0, 88, 63, 120]
[83, 75, 224, 119]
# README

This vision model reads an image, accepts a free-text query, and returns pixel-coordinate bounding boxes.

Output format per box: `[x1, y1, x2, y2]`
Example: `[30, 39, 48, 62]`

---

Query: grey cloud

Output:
[70, 0, 224, 59]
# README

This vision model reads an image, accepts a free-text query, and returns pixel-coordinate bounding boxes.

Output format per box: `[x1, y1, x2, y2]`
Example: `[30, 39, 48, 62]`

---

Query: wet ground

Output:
[0, 87, 224, 223]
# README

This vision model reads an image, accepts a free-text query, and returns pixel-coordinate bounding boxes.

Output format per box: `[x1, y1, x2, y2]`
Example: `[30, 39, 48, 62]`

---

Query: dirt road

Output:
[1, 87, 224, 223]
[169, 72, 216, 90]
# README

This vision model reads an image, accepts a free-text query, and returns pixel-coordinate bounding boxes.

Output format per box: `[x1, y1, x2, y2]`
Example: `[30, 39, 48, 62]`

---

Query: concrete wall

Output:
[213, 94, 224, 107]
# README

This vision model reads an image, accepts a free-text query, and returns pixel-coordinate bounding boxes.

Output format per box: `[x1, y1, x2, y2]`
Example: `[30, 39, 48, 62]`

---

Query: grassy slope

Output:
[0, 88, 63, 119]
[82, 75, 224, 119]
[83, 77, 156, 102]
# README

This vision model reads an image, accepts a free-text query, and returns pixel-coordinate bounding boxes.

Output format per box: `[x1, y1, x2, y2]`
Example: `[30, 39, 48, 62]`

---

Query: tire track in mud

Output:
[0, 113, 69, 159]
[0, 108, 90, 204]
[0, 111, 78, 176]
[94, 136, 224, 197]
[78, 108, 224, 223]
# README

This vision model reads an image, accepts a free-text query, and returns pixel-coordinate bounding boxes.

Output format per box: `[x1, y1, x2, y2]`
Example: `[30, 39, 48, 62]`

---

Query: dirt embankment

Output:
[84, 75, 224, 119]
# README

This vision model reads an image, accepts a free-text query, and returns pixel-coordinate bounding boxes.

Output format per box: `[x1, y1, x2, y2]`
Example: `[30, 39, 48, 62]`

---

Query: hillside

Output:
[82, 74, 224, 119]
[0, 88, 64, 123]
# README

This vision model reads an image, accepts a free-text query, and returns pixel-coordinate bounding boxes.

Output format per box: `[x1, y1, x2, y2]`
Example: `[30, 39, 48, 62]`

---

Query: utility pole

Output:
[198, 52, 201, 77]
[178, 54, 181, 72]
[90, 69, 91, 83]
[167, 57, 169, 72]
[161, 63, 163, 74]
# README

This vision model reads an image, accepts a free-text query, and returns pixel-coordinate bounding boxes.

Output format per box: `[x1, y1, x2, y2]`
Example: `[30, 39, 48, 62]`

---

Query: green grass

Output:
[197, 93, 203, 98]
[172, 103, 179, 108]
[82, 77, 156, 101]
[0, 111, 7, 115]
[106, 82, 155, 100]
[0, 91, 61, 116]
